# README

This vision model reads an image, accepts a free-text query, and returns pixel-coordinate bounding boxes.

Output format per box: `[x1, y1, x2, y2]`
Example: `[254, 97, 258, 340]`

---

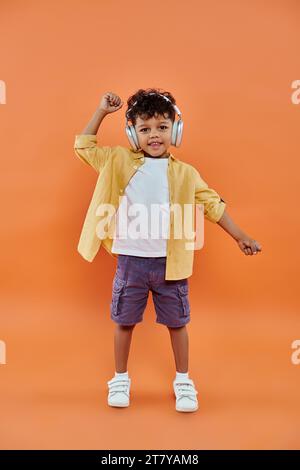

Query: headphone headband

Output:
[126, 92, 182, 120]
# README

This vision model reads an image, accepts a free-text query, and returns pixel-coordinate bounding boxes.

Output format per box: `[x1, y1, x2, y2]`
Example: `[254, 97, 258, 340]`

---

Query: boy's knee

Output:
[117, 323, 136, 330]
[167, 324, 187, 330]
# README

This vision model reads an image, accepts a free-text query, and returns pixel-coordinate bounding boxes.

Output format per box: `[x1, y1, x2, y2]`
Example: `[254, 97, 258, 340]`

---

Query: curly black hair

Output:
[126, 87, 177, 126]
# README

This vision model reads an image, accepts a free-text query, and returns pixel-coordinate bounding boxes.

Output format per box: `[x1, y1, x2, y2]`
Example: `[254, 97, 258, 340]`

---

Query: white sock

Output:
[115, 371, 129, 379]
[175, 371, 189, 381]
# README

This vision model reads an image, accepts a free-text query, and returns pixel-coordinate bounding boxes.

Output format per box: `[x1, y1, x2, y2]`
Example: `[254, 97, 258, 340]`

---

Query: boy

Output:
[74, 88, 262, 413]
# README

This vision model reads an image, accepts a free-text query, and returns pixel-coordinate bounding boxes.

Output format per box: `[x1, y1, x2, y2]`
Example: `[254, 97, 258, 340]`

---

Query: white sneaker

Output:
[173, 378, 199, 412]
[107, 376, 131, 408]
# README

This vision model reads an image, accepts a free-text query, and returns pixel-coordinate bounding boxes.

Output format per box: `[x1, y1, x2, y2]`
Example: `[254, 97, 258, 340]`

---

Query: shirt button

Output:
[133, 165, 137, 169]
[120, 189, 123, 193]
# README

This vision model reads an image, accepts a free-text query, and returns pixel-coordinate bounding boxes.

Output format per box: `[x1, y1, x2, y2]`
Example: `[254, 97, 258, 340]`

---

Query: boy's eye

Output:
[140, 126, 168, 132]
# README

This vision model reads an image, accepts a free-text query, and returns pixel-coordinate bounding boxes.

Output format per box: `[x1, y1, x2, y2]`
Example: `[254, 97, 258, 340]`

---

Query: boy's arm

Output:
[80, 107, 108, 135]
[217, 209, 247, 241]
[74, 92, 123, 172]
[217, 210, 262, 255]
[194, 168, 262, 256]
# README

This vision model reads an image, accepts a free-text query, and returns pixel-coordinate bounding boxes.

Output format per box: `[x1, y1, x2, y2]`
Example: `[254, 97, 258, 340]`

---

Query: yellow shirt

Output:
[74, 134, 226, 280]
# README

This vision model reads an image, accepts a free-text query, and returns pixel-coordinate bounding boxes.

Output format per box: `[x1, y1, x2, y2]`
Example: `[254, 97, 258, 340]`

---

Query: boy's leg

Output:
[168, 325, 198, 412]
[114, 324, 136, 373]
[167, 325, 189, 373]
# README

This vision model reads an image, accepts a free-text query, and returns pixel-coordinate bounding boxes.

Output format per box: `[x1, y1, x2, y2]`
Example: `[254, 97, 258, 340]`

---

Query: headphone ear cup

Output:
[174, 120, 183, 147]
[130, 125, 140, 150]
[171, 120, 184, 147]
[126, 124, 140, 151]
[171, 121, 178, 146]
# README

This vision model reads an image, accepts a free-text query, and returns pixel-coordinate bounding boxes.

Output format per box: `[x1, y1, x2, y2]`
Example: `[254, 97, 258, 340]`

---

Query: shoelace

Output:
[174, 382, 198, 401]
[107, 378, 130, 397]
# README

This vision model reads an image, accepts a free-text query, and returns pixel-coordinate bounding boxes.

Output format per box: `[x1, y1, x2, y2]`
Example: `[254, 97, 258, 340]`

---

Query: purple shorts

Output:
[110, 254, 191, 328]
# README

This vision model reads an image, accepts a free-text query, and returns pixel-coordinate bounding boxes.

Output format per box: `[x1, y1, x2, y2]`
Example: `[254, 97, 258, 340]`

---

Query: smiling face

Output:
[134, 113, 173, 158]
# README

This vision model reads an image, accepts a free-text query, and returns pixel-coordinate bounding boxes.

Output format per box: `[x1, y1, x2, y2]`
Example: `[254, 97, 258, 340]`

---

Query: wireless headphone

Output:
[125, 92, 184, 151]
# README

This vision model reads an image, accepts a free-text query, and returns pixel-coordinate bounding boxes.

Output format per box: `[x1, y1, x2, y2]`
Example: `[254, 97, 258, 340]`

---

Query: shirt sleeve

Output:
[194, 168, 226, 223]
[73, 134, 112, 173]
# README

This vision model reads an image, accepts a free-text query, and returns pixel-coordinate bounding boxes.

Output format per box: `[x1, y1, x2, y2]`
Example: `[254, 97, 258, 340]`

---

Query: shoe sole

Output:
[108, 400, 129, 408]
[176, 405, 198, 412]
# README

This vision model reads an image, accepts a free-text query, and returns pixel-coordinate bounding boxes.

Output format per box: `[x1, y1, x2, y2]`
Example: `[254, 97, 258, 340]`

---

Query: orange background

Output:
[1, 0, 300, 450]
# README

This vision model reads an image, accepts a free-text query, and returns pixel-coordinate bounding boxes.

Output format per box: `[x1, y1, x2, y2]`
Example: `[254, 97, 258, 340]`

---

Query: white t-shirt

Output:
[111, 156, 170, 256]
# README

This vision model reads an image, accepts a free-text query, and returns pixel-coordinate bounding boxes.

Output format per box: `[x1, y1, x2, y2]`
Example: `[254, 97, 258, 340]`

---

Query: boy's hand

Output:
[236, 237, 262, 256]
[98, 92, 123, 114]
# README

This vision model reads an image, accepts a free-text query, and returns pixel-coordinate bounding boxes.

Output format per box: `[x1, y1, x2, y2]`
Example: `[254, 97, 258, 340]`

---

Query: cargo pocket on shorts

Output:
[177, 283, 191, 318]
[111, 276, 126, 317]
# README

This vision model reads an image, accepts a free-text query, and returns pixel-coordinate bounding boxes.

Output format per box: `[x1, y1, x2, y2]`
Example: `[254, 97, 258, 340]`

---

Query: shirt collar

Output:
[132, 149, 178, 162]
